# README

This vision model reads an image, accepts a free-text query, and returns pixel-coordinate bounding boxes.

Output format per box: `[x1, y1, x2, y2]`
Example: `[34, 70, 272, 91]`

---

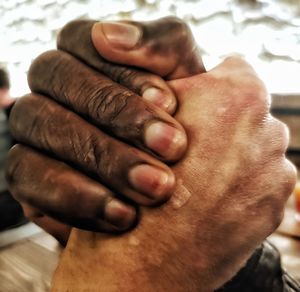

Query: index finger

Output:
[57, 20, 177, 114]
[28, 50, 187, 162]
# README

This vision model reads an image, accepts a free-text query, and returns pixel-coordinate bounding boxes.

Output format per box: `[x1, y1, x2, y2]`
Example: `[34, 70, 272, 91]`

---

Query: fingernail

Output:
[143, 87, 174, 112]
[104, 199, 136, 229]
[97, 22, 141, 49]
[129, 164, 175, 200]
[145, 121, 187, 160]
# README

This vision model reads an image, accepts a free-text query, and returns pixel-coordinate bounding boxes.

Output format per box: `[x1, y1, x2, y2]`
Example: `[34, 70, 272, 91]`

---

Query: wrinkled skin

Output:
[6, 17, 204, 239]
[57, 18, 205, 82]
[52, 56, 296, 291]
[6, 17, 296, 291]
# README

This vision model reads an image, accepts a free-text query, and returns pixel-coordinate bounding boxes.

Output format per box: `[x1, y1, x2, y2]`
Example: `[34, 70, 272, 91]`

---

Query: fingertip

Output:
[142, 87, 177, 114]
[104, 199, 136, 230]
[128, 164, 175, 204]
[144, 121, 187, 162]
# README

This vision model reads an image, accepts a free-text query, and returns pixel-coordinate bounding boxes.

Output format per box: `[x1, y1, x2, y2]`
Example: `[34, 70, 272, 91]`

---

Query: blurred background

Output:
[0, 0, 300, 96]
[0, 0, 299, 291]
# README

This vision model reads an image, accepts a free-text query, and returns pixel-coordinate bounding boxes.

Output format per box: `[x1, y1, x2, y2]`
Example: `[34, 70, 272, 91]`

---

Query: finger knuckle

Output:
[151, 17, 192, 50]
[231, 81, 269, 119]
[9, 94, 31, 127]
[66, 128, 114, 179]
[69, 132, 101, 173]
[105, 65, 140, 91]
[57, 19, 85, 48]
[220, 58, 270, 111]
[263, 159, 296, 221]
[88, 82, 135, 124]
[164, 16, 190, 37]
[224, 55, 247, 66]
[112, 68, 165, 98]
[79, 133, 136, 186]
[9, 94, 45, 143]
[93, 139, 120, 178]
[8, 97, 25, 136]
[223, 55, 259, 75]
[278, 159, 297, 200]
[28, 50, 64, 92]
[271, 118, 290, 154]
[260, 195, 285, 232]
[240, 79, 268, 108]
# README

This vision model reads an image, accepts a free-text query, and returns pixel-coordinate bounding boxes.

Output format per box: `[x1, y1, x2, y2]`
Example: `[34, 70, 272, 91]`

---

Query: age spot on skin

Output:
[170, 179, 192, 209]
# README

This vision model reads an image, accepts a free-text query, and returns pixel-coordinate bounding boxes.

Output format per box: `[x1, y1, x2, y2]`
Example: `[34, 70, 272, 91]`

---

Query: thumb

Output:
[91, 17, 206, 80]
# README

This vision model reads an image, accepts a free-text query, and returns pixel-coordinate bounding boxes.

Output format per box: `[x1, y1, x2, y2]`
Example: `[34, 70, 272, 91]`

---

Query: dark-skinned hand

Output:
[6, 17, 205, 244]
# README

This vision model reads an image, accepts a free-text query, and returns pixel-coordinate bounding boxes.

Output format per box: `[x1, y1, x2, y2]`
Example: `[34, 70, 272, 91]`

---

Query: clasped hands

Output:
[6, 17, 296, 290]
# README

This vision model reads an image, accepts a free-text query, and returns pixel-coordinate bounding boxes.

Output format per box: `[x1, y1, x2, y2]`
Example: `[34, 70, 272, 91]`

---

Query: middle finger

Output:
[28, 50, 187, 162]
[9, 93, 175, 206]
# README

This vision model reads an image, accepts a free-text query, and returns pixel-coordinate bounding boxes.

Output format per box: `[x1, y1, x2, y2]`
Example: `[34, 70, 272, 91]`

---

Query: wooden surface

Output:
[0, 230, 61, 292]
